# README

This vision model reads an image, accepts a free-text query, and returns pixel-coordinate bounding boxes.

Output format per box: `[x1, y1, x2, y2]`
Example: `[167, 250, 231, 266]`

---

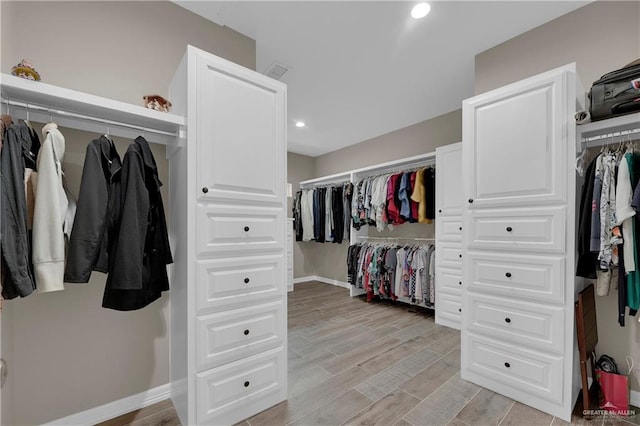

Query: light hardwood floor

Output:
[99, 281, 640, 426]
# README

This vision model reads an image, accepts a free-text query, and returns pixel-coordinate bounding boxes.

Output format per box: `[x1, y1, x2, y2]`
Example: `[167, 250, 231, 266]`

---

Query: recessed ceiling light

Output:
[295, 121, 306, 128]
[411, 2, 431, 19]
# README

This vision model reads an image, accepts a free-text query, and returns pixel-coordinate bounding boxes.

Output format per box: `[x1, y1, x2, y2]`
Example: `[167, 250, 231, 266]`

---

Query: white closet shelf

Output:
[0, 73, 184, 149]
[300, 152, 436, 189]
[351, 152, 435, 177]
[578, 112, 640, 144]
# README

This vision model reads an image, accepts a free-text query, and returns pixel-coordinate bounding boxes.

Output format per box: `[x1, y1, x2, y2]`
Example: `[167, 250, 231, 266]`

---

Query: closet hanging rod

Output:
[1, 98, 179, 137]
[300, 179, 350, 189]
[582, 128, 640, 149]
[354, 162, 435, 180]
[356, 236, 435, 241]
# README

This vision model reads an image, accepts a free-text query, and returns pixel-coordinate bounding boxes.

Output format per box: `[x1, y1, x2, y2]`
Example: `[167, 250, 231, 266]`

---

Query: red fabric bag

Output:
[596, 356, 634, 415]
[596, 369, 630, 413]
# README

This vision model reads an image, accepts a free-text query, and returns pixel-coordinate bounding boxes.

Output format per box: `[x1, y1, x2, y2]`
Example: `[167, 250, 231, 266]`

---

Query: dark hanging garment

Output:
[619, 243, 627, 327]
[102, 137, 172, 311]
[576, 158, 599, 279]
[332, 186, 344, 243]
[65, 136, 122, 283]
[424, 167, 436, 221]
[293, 190, 303, 242]
[314, 187, 326, 242]
[1, 123, 36, 299]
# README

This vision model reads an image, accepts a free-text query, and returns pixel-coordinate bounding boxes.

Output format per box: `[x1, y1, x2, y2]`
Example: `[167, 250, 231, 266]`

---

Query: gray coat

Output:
[1, 123, 38, 298]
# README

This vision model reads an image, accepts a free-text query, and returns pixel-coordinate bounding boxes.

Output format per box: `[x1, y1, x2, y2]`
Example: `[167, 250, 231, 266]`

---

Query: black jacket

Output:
[102, 136, 172, 311]
[1, 123, 37, 299]
[64, 136, 122, 283]
[576, 157, 598, 279]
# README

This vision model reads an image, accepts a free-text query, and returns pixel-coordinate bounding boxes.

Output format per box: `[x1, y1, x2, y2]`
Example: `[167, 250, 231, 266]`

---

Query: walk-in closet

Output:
[1, 1, 640, 426]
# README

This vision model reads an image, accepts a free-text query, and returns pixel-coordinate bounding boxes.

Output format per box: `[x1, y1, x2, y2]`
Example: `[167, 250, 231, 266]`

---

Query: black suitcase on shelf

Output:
[589, 59, 640, 121]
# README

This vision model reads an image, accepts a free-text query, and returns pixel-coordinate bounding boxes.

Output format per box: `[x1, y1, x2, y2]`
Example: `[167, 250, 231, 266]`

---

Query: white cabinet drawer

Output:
[467, 207, 565, 253]
[196, 300, 285, 371]
[196, 255, 284, 314]
[465, 333, 563, 404]
[436, 291, 462, 327]
[466, 294, 564, 354]
[437, 267, 463, 292]
[437, 242, 463, 268]
[197, 347, 286, 426]
[196, 204, 284, 256]
[437, 216, 463, 242]
[466, 251, 564, 304]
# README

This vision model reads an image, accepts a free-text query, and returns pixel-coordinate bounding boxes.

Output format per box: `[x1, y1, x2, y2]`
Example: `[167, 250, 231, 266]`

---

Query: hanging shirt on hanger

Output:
[32, 123, 76, 293]
[65, 136, 122, 283]
[103, 136, 172, 311]
[1, 122, 36, 299]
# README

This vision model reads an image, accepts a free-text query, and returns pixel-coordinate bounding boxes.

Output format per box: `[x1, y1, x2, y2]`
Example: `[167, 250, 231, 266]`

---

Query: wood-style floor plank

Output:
[101, 281, 588, 426]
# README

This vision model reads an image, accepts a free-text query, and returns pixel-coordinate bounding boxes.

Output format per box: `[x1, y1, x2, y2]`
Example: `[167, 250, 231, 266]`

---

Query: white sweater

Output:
[32, 123, 70, 292]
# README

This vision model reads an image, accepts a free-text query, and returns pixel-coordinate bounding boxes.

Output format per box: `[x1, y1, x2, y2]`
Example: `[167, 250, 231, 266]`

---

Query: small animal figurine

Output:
[143, 95, 172, 113]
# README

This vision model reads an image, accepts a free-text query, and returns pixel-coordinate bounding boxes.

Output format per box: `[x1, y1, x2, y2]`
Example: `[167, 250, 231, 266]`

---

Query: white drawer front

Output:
[197, 300, 285, 371]
[437, 267, 463, 292]
[467, 294, 564, 354]
[437, 216, 463, 242]
[197, 347, 285, 425]
[466, 252, 564, 304]
[467, 207, 565, 253]
[196, 255, 284, 314]
[465, 333, 563, 403]
[437, 242, 463, 268]
[436, 291, 462, 325]
[196, 204, 284, 256]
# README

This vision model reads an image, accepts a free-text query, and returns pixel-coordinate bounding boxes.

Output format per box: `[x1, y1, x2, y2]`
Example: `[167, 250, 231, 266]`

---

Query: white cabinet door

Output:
[463, 67, 573, 209]
[436, 142, 463, 216]
[195, 51, 286, 207]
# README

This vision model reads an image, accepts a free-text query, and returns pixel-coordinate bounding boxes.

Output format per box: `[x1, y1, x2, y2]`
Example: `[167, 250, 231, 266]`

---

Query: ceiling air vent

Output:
[264, 62, 289, 80]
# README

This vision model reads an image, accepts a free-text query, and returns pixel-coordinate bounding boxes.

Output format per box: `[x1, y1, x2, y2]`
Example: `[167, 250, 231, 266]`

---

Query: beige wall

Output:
[287, 152, 317, 279]
[1, 2, 255, 424]
[475, 1, 640, 96]
[474, 0, 640, 391]
[315, 110, 462, 177]
[292, 110, 461, 281]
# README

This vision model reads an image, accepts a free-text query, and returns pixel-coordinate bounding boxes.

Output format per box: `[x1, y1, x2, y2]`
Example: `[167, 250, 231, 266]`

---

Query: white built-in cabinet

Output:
[168, 46, 287, 426]
[461, 64, 580, 421]
[435, 142, 463, 330]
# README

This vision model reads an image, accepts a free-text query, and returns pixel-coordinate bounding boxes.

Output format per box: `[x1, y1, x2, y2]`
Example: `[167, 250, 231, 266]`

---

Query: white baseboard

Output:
[293, 275, 350, 289]
[44, 383, 171, 426]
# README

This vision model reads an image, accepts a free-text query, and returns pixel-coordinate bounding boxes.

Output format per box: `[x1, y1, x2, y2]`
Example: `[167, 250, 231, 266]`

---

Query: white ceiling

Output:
[175, 1, 589, 157]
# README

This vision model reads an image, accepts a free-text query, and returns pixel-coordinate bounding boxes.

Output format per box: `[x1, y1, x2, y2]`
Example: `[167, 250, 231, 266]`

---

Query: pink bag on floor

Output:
[596, 356, 634, 414]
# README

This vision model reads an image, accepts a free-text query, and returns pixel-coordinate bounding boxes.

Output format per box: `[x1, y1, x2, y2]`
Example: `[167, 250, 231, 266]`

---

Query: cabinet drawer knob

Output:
[244, 278, 250, 284]
[244, 329, 250, 336]
[459, 227, 462, 231]
[458, 281, 462, 286]
[244, 226, 250, 232]
[505, 317, 511, 323]
[202, 187, 209, 194]
[506, 226, 513, 232]
[505, 272, 512, 278]
[468, 198, 474, 204]
[438, 209, 442, 213]
[459, 254, 462, 258]
[458, 308, 462, 313]
[244, 381, 250, 387]
[504, 362, 511, 368]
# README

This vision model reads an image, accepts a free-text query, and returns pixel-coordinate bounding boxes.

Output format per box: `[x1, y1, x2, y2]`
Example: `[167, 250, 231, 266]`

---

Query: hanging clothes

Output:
[65, 136, 122, 283]
[102, 136, 172, 311]
[1, 121, 37, 298]
[32, 123, 76, 293]
[350, 242, 435, 307]
[293, 190, 303, 242]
